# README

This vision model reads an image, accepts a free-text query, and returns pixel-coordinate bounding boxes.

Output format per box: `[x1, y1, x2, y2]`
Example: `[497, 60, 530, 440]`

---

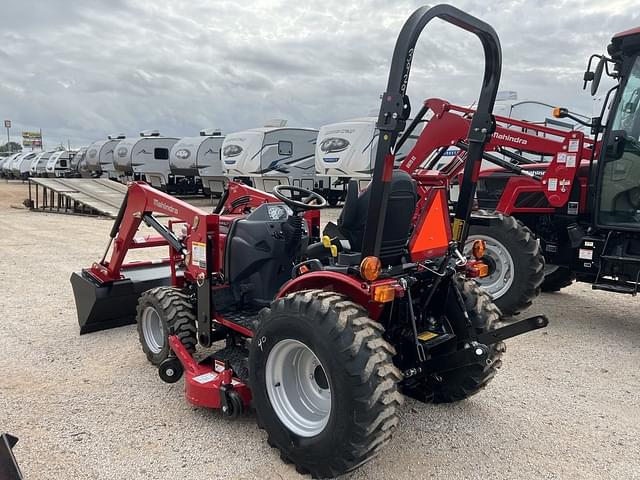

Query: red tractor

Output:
[71, 5, 547, 477]
[396, 26, 640, 308]
[393, 98, 597, 315]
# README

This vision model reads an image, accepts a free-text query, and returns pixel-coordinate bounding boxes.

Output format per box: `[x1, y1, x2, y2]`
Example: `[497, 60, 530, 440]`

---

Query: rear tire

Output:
[135, 287, 197, 365]
[249, 290, 403, 478]
[466, 212, 544, 316]
[403, 279, 505, 404]
[541, 266, 575, 292]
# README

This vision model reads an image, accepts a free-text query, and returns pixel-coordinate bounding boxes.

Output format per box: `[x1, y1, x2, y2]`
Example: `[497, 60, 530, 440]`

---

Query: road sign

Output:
[4, 120, 10, 128]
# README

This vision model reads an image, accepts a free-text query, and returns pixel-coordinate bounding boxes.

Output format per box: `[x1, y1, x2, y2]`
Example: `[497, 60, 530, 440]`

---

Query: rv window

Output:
[155, 148, 169, 160]
[278, 141, 293, 156]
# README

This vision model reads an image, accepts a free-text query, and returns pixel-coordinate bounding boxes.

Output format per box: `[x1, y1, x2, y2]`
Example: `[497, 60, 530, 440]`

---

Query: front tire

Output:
[135, 287, 197, 365]
[466, 213, 544, 316]
[249, 290, 403, 478]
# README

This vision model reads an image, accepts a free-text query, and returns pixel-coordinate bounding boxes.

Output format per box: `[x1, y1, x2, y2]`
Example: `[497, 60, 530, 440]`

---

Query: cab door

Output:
[597, 55, 640, 229]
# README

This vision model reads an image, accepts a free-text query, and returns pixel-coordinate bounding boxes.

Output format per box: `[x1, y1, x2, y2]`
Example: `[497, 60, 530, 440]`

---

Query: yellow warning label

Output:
[452, 218, 465, 241]
[417, 331, 439, 342]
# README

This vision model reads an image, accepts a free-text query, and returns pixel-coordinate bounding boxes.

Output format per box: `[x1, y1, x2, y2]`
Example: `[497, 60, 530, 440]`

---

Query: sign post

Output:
[3, 120, 10, 151]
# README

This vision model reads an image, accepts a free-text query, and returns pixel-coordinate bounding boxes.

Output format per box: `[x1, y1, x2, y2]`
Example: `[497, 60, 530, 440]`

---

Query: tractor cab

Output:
[595, 53, 640, 228]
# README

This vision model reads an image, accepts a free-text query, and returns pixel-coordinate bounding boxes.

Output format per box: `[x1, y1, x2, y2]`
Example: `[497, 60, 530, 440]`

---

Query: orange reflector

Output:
[467, 260, 489, 278]
[472, 239, 486, 259]
[299, 265, 310, 274]
[552, 107, 562, 118]
[409, 189, 451, 260]
[474, 262, 489, 277]
[373, 284, 396, 303]
[360, 256, 382, 281]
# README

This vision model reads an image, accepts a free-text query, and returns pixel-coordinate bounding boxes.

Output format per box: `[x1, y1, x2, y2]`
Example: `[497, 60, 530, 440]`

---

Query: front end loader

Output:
[71, 4, 548, 477]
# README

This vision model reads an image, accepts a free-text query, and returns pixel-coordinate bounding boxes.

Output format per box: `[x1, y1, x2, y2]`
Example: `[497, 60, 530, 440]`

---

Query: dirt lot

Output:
[1, 180, 639, 479]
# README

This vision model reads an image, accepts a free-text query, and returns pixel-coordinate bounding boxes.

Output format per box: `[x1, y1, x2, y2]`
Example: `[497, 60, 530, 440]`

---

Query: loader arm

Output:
[91, 182, 210, 283]
[399, 98, 600, 212]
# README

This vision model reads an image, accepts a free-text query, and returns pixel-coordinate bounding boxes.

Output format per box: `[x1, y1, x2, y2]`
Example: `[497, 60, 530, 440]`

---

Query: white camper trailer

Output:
[45, 150, 76, 177]
[85, 135, 126, 180]
[222, 121, 318, 194]
[69, 147, 87, 178]
[315, 116, 422, 191]
[11, 152, 38, 179]
[170, 129, 225, 197]
[30, 151, 55, 177]
[1, 153, 21, 178]
[113, 130, 179, 192]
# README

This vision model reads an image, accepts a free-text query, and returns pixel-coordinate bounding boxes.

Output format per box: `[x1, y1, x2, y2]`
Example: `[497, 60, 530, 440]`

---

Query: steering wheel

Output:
[272, 185, 327, 211]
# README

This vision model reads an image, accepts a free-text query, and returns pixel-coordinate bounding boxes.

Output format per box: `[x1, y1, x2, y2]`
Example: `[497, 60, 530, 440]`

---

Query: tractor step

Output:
[217, 309, 261, 334]
[209, 345, 250, 382]
[592, 281, 637, 295]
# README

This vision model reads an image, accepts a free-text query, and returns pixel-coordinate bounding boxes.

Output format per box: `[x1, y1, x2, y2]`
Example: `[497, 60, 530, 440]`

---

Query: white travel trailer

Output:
[113, 130, 180, 192]
[85, 135, 126, 180]
[315, 116, 423, 191]
[30, 151, 55, 176]
[170, 129, 225, 197]
[11, 152, 39, 179]
[1, 153, 21, 177]
[69, 147, 87, 177]
[222, 121, 318, 194]
[45, 150, 76, 177]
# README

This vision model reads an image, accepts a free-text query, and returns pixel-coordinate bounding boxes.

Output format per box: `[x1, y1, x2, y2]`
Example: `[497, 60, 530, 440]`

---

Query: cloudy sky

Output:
[1, 0, 638, 148]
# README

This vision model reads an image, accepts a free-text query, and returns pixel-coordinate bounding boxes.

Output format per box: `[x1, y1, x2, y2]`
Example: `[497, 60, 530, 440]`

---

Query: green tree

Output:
[0, 142, 23, 153]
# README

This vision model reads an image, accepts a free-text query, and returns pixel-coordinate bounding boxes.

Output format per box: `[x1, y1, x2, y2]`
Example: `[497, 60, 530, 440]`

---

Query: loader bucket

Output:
[71, 263, 174, 334]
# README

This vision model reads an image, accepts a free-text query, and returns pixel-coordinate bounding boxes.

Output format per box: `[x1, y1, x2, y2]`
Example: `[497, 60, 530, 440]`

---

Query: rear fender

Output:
[276, 271, 385, 320]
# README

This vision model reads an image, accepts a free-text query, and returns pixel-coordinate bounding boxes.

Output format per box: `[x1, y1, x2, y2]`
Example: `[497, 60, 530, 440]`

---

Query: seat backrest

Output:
[338, 170, 417, 265]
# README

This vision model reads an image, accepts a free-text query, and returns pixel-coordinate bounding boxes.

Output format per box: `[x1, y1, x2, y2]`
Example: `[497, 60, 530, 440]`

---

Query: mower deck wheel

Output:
[135, 287, 197, 365]
[158, 357, 184, 383]
[249, 290, 403, 478]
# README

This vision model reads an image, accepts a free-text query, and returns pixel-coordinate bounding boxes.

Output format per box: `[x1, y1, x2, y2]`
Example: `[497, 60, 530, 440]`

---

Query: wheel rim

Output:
[465, 234, 515, 299]
[141, 306, 165, 354]
[265, 339, 331, 437]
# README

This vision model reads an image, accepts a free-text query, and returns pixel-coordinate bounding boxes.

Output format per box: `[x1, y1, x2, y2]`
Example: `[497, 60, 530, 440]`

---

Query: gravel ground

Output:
[1, 180, 639, 479]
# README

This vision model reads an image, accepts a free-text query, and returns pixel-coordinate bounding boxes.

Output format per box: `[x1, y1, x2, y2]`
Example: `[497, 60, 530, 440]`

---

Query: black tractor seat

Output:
[313, 170, 418, 266]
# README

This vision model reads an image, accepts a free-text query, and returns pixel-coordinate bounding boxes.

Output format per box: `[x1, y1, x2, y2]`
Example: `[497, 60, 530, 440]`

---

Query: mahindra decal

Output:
[153, 198, 178, 215]
[493, 132, 528, 145]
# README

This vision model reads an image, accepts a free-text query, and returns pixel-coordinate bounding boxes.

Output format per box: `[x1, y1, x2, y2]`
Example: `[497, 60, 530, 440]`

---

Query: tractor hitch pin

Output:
[453, 247, 467, 267]
[400, 278, 426, 363]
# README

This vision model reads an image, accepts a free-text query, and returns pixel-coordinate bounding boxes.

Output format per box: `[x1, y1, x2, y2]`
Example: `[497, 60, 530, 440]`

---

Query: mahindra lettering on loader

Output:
[70, 5, 548, 477]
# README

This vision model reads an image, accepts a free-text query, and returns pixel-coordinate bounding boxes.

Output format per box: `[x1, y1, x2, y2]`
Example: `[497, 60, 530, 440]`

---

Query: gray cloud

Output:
[1, 0, 639, 148]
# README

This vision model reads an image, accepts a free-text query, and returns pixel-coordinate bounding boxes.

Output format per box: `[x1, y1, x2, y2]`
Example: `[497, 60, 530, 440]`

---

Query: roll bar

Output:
[362, 4, 502, 257]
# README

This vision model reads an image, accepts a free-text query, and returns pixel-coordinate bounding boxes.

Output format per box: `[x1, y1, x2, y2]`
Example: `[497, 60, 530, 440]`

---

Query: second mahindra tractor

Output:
[70, 5, 547, 478]
[398, 27, 640, 308]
